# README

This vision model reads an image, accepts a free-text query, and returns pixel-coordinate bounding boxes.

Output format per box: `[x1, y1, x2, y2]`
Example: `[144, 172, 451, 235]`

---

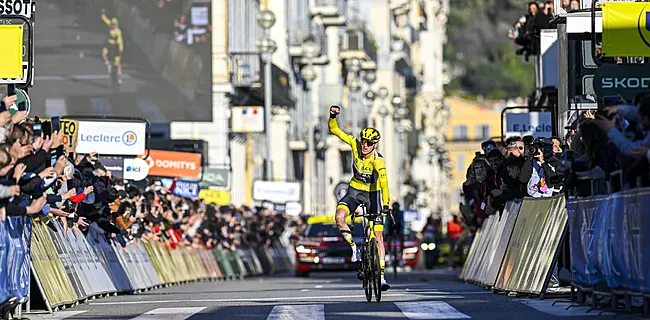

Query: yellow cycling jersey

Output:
[101, 14, 124, 54]
[329, 117, 390, 207]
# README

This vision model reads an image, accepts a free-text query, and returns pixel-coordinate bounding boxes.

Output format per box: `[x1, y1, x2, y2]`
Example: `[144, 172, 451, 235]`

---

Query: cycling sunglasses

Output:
[361, 139, 376, 147]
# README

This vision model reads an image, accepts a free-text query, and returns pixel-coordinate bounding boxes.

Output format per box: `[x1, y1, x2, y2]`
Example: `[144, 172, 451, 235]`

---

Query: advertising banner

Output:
[199, 189, 231, 206]
[253, 180, 301, 203]
[505, 112, 552, 138]
[172, 180, 200, 199]
[123, 158, 149, 181]
[602, 2, 650, 57]
[592, 63, 650, 102]
[200, 167, 229, 189]
[142, 150, 202, 179]
[76, 121, 147, 156]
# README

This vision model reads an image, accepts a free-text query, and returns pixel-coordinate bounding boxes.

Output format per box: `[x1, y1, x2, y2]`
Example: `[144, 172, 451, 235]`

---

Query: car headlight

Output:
[420, 243, 428, 251]
[404, 247, 418, 254]
[428, 243, 436, 250]
[296, 245, 313, 254]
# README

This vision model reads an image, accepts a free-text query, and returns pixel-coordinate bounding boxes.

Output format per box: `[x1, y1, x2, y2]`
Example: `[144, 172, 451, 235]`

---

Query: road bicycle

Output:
[350, 193, 393, 302]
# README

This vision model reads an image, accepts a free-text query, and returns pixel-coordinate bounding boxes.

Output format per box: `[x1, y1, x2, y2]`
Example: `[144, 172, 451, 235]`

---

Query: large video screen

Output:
[31, 0, 212, 123]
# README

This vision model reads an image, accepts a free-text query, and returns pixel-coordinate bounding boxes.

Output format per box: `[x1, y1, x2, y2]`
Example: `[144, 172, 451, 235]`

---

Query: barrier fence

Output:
[460, 196, 568, 297]
[0, 218, 293, 315]
[567, 187, 650, 310]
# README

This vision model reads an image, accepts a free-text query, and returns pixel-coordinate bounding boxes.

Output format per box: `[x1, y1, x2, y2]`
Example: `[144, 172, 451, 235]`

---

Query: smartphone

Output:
[51, 116, 61, 132]
[50, 155, 57, 166]
[42, 121, 52, 138]
[17, 101, 26, 111]
[7, 86, 15, 97]
[33, 123, 42, 136]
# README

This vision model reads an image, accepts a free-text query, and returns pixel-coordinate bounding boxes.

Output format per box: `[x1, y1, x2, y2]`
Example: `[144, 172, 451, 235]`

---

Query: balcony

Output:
[289, 27, 329, 66]
[340, 29, 378, 70]
[391, 38, 412, 75]
[229, 52, 261, 87]
[310, 0, 347, 27]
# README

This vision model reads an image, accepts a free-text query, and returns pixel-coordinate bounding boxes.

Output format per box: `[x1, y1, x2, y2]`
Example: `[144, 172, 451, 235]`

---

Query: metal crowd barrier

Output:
[460, 196, 568, 298]
[0, 219, 295, 316]
[567, 187, 650, 314]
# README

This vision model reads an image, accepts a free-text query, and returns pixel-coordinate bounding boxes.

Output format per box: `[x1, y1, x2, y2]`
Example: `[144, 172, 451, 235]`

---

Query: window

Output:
[475, 125, 491, 140]
[456, 154, 465, 174]
[452, 125, 468, 141]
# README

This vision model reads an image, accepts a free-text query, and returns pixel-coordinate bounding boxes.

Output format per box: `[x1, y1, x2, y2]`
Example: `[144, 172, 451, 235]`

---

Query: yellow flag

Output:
[602, 2, 650, 57]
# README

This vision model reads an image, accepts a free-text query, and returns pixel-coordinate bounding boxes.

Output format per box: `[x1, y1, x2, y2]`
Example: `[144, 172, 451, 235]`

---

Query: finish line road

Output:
[28, 270, 642, 320]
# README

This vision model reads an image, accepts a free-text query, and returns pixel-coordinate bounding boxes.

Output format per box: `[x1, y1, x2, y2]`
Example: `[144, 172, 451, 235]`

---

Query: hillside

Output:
[444, 0, 535, 100]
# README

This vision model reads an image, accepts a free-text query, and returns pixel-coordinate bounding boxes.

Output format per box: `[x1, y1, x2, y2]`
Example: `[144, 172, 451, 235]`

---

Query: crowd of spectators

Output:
[0, 92, 295, 254]
[459, 93, 650, 286]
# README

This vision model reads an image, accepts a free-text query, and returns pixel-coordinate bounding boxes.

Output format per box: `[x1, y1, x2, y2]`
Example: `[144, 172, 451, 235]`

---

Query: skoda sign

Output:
[593, 63, 650, 102]
[76, 120, 147, 156]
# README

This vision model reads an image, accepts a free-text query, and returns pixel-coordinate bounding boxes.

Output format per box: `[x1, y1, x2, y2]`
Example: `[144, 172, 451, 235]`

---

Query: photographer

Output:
[519, 136, 562, 197]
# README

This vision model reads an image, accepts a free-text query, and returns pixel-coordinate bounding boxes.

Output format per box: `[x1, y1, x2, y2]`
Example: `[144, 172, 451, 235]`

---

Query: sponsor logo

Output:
[637, 6, 650, 48]
[601, 77, 650, 89]
[126, 165, 145, 172]
[80, 130, 139, 146]
[146, 156, 197, 171]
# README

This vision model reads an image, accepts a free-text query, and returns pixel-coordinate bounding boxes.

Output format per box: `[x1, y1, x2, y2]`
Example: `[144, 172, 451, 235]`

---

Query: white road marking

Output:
[129, 307, 206, 320]
[266, 304, 324, 320]
[315, 285, 323, 288]
[35, 74, 132, 81]
[28, 311, 88, 319]
[90, 293, 406, 305]
[300, 289, 309, 292]
[515, 299, 616, 317]
[45, 98, 68, 118]
[395, 301, 471, 319]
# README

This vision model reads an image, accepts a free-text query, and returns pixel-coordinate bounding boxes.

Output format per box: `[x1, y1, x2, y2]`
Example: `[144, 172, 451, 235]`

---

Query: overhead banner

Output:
[505, 112, 552, 138]
[253, 180, 301, 203]
[76, 121, 147, 156]
[592, 63, 650, 102]
[142, 150, 202, 179]
[602, 2, 650, 57]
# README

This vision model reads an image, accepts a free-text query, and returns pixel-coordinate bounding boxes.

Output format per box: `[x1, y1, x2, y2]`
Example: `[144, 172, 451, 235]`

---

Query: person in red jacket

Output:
[447, 215, 464, 268]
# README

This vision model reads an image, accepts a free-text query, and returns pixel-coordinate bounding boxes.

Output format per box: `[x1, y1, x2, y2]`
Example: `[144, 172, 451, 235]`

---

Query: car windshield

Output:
[305, 223, 363, 237]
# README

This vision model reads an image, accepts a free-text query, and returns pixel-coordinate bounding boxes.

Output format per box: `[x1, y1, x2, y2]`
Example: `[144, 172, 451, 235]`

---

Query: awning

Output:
[229, 63, 296, 108]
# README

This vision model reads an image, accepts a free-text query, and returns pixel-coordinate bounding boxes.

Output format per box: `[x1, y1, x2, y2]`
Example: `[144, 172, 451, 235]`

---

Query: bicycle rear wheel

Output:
[362, 242, 372, 302]
[370, 239, 382, 302]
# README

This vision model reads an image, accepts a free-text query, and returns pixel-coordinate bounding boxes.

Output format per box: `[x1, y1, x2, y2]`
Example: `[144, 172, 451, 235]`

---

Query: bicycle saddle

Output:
[355, 193, 370, 207]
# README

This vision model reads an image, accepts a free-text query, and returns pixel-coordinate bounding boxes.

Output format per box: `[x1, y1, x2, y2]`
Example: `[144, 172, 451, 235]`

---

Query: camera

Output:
[523, 135, 553, 157]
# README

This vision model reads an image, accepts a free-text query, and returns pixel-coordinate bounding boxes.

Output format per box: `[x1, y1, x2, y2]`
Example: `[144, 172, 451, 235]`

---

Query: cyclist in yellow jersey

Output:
[328, 105, 391, 291]
[101, 9, 124, 84]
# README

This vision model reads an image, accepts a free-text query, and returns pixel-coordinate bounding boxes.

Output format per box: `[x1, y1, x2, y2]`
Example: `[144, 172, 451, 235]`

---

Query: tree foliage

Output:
[445, 0, 534, 100]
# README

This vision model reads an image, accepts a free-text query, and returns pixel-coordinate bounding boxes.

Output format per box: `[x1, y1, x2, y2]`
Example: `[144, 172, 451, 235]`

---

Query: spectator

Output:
[513, 2, 550, 61]
[446, 215, 464, 269]
[570, 0, 580, 11]
[543, 1, 555, 17]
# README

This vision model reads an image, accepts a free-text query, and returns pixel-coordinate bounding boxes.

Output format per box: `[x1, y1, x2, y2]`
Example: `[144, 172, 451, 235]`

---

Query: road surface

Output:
[26, 269, 643, 320]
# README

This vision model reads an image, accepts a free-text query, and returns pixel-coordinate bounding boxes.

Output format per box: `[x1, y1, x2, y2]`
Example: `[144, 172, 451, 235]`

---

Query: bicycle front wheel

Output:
[369, 239, 382, 302]
[363, 243, 372, 302]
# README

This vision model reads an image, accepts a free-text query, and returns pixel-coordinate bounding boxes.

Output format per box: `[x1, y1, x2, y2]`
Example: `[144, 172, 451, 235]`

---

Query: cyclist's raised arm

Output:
[101, 9, 111, 26]
[375, 156, 391, 209]
[328, 106, 356, 146]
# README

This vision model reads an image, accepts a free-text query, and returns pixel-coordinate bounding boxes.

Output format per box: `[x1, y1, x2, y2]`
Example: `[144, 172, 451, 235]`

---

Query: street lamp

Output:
[257, 8, 276, 182]
[363, 71, 377, 85]
[392, 96, 408, 202]
[378, 87, 389, 100]
[301, 38, 321, 216]
[345, 58, 363, 136]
